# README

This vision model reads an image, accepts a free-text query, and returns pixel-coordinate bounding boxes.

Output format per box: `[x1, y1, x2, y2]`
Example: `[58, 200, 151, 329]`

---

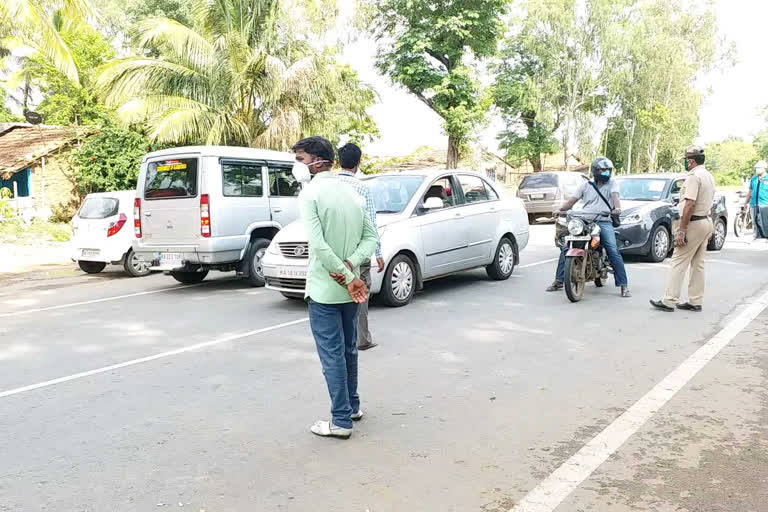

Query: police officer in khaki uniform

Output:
[651, 146, 716, 312]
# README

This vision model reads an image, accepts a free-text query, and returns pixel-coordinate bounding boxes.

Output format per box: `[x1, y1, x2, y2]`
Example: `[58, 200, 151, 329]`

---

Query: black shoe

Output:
[358, 342, 378, 351]
[650, 299, 674, 312]
[676, 303, 702, 312]
[546, 281, 564, 292]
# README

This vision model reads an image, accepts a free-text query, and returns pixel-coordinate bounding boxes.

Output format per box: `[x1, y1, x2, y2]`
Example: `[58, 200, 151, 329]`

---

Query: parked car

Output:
[133, 146, 300, 285]
[555, 173, 728, 262]
[71, 190, 150, 277]
[263, 169, 530, 306]
[517, 171, 587, 223]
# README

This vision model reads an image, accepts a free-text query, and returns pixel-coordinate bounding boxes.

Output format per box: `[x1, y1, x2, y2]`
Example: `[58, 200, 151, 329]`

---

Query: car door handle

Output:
[143, 211, 152, 217]
[272, 208, 283, 213]
[454, 212, 462, 217]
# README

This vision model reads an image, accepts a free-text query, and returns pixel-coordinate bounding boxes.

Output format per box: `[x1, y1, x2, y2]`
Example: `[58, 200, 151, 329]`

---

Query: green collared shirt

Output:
[299, 172, 379, 304]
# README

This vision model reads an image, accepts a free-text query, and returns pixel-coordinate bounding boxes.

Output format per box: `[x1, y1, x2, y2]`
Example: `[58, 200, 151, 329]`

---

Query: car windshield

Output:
[520, 173, 558, 189]
[364, 175, 425, 213]
[616, 178, 669, 201]
[78, 197, 119, 219]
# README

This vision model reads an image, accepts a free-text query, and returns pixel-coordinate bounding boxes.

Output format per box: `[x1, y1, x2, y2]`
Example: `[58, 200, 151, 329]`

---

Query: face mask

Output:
[291, 161, 311, 184]
[595, 170, 611, 182]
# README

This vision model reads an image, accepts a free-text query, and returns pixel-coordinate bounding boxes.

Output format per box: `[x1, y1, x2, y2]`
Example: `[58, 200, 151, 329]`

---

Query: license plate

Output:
[81, 249, 100, 258]
[529, 193, 545, 199]
[565, 235, 592, 242]
[159, 252, 183, 264]
[277, 267, 307, 279]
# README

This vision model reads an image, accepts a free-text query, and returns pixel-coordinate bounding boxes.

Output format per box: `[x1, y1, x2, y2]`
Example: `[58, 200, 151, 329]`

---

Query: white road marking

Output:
[509, 287, 768, 512]
[519, 258, 558, 269]
[0, 318, 309, 399]
[0, 283, 207, 318]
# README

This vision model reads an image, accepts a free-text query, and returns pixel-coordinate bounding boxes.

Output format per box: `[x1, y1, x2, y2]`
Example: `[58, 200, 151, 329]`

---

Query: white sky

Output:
[340, 0, 768, 156]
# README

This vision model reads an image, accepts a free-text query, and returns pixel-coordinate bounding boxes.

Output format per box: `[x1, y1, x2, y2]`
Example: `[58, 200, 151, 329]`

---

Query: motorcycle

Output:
[557, 211, 613, 303]
[733, 204, 754, 238]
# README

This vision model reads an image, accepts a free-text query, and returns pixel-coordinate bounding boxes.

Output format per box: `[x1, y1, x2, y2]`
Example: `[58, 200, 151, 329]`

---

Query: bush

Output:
[0, 218, 72, 244]
[49, 198, 82, 223]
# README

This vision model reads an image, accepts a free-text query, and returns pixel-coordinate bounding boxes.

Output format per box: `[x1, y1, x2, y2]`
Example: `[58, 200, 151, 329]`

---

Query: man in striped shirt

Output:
[337, 143, 384, 350]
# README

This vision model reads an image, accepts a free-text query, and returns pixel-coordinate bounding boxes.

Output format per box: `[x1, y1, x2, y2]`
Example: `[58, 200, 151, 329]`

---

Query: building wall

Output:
[27, 149, 78, 216]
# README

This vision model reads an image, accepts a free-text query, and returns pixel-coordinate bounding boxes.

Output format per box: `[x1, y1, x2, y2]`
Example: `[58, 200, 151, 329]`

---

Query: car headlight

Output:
[621, 213, 642, 225]
[567, 219, 585, 235]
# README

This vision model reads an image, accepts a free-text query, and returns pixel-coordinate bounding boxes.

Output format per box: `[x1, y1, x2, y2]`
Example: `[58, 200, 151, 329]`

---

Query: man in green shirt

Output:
[292, 136, 378, 439]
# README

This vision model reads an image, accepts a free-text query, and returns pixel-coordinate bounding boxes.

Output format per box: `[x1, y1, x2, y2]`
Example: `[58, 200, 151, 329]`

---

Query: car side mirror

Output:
[671, 193, 680, 205]
[423, 197, 444, 210]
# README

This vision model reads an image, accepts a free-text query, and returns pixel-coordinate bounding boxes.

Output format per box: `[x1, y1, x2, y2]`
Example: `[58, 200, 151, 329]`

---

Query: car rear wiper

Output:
[376, 210, 400, 214]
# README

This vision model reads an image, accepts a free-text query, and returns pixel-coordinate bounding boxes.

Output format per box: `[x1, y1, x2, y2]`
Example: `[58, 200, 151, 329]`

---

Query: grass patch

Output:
[0, 218, 72, 244]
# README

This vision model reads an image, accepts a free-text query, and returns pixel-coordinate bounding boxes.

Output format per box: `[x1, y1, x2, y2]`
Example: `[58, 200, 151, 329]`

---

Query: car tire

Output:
[380, 254, 416, 307]
[707, 217, 726, 251]
[486, 237, 516, 280]
[528, 213, 537, 224]
[170, 270, 208, 284]
[78, 261, 106, 274]
[246, 238, 271, 287]
[647, 224, 671, 263]
[281, 292, 304, 300]
[123, 248, 151, 277]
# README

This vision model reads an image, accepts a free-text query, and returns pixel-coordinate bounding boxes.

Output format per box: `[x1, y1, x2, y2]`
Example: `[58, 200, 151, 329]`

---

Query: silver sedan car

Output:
[262, 169, 530, 307]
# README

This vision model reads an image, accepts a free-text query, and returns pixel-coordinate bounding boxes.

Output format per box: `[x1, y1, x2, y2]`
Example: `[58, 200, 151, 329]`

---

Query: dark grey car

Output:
[556, 173, 728, 262]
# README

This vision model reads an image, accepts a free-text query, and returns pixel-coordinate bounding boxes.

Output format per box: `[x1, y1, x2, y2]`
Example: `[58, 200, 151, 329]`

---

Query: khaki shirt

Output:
[681, 165, 716, 216]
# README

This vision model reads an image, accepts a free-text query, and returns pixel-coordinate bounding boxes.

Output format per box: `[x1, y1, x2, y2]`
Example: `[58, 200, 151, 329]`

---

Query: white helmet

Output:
[755, 160, 768, 171]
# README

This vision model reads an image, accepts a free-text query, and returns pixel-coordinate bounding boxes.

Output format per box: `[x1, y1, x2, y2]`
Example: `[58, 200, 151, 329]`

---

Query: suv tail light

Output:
[134, 198, 142, 238]
[200, 194, 211, 237]
[108, 213, 127, 237]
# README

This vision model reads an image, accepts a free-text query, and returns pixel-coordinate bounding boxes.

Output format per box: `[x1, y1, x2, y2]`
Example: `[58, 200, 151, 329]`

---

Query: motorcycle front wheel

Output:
[564, 256, 586, 303]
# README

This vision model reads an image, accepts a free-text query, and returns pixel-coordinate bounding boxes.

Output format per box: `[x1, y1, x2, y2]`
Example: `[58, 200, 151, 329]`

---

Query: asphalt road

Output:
[1, 223, 767, 512]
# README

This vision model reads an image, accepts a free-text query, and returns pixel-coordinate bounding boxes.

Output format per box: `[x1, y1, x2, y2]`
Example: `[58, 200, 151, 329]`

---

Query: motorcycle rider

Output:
[546, 157, 631, 297]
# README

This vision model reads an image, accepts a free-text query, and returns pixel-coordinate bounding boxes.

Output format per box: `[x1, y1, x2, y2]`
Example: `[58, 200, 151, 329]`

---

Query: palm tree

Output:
[96, 0, 363, 148]
[0, 0, 90, 83]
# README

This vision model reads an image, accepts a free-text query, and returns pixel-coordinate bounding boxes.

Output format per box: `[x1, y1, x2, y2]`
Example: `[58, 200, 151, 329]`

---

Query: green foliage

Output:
[97, 0, 377, 149]
[706, 137, 757, 186]
[0, 218, 71, 244]
[372, 0, 508, 167]
[71, 126, 163, 195]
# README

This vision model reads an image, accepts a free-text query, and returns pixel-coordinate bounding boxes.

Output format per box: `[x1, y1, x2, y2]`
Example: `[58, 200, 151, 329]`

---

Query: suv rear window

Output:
[520, 173, 558, 189]
[79, 197, 119, 219]
[145, 158, 198, 199]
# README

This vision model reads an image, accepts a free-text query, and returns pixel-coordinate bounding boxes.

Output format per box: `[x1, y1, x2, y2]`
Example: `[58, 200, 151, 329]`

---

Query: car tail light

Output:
[108, 213, 127, 237]
[134, 198, 142, 238]
[200, 194, 211, 237]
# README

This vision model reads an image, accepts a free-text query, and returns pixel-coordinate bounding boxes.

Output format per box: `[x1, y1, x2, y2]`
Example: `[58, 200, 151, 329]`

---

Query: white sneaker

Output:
[310, 420, 352, 439]
[351, 410, 364, 421]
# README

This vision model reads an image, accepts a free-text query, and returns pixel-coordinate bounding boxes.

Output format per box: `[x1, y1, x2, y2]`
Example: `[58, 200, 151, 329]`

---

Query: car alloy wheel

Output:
[391, 261, 414, 301]
[499, 241, 515, 275]
[654, 228, 669, 260]
[714, 219, 726, 248]
[126, 249, 151, 277]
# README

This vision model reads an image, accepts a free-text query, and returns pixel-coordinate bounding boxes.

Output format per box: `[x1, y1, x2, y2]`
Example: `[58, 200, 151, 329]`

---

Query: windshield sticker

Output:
[157, 162, 187, 172]
[648, 181, 665, 192]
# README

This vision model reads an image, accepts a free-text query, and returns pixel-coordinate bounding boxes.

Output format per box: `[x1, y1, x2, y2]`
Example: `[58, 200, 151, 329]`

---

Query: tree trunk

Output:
[529, 153, 543, 173]
[648, 76, 673, 171]
[447, 135, 459, 169]
[626, 117, 636, 174]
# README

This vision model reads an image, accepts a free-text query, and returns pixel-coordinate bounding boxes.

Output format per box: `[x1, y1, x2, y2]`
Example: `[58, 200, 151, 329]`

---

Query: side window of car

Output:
[458, 174, 491, 204]
[423, 177, 456, 209]
[669, 179, 684, 199]
[222, 160, 263, 197]
[268, 165, 301, 197]
[485, 180, 499, 200]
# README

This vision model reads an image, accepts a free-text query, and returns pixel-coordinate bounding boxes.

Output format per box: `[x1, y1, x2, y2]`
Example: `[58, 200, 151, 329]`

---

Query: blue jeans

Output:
[556, 221, 628, 287]
[308, 300, 360, 429]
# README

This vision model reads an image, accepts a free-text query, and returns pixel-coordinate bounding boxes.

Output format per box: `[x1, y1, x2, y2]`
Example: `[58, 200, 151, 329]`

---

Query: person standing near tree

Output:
[650, 146, 716, 313]
[292, 136, 378, 439]
[336, 143, 385, 350]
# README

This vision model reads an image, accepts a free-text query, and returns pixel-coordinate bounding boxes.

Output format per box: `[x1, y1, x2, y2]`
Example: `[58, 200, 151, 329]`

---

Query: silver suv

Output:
[517, 171, 586, 223]
[133, 146, 300, 285]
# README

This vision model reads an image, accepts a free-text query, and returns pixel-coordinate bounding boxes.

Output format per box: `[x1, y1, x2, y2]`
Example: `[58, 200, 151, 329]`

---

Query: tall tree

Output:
[370, 0, 508, 168]
[96, 0, 377, 148]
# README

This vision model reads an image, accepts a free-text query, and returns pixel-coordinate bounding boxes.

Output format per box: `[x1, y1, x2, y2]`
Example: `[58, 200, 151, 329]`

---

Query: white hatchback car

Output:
[263, 169, 530, 306]
[71, 190, 151, 277]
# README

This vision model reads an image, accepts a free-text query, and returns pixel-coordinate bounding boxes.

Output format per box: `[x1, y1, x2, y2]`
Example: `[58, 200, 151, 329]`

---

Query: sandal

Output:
[546, 281, 564, 292]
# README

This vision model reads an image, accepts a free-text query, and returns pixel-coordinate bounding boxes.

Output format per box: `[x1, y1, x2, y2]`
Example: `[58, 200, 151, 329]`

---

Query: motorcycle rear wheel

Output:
[564, 256, 586, 303]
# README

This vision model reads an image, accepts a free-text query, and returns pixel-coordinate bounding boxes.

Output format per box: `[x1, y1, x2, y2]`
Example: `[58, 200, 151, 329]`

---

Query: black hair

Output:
[291, 136, 335, 163]
[338, 143, 362, 169]
[691, 154, 705, 165]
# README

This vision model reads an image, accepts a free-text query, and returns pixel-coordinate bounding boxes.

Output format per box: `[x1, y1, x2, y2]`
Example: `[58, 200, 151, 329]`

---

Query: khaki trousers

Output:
[357, 263, 373, 348]
[662, 219, 713, 307]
